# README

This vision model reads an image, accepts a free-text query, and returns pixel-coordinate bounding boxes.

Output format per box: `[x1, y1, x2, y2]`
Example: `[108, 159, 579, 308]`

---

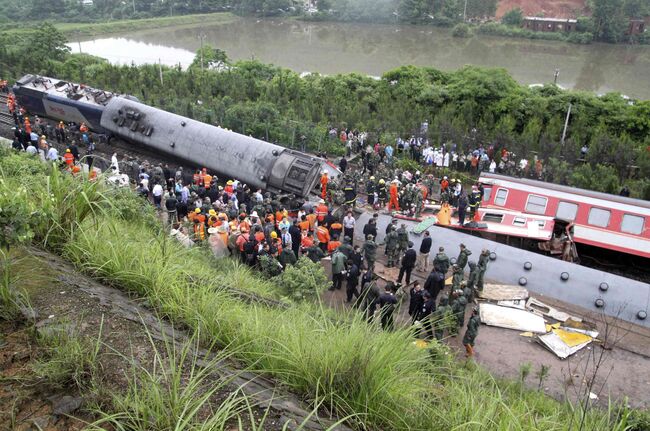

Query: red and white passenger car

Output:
[477, 173, 650, 259]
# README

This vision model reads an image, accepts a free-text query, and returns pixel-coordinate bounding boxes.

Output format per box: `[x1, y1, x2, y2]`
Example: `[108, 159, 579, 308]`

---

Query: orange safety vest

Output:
[306, 213, 317, 230]
[298, 220, 310, 232]
[63, 152, 74, 166]
[193, 222, 205, 241]
[327, 241, 341, 253]
[203, 174, 212, 189]
[315, 204, 328, 222]
[316, 226, 330, 244]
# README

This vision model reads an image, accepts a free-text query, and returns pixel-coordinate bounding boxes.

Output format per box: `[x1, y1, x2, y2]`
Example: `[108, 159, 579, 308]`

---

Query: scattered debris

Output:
[479, 283, 529, 301]
[526, 297, 581, 323]
[479, 303, 546, 333]
[537, 330, 593, 359]
[497, 299, 527, 309]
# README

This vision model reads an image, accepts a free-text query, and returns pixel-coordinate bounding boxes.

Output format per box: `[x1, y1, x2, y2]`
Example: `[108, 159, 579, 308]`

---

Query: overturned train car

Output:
[13, 74, 323, 197]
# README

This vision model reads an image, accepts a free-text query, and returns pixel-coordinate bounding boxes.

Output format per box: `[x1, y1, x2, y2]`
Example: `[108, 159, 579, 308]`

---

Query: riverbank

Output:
[3, 12, 236, 39]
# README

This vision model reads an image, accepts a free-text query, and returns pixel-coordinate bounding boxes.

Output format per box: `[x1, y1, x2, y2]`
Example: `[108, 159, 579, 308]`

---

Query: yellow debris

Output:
[545, 323, 561, 332]
[445, 276, 453, 286]
[519, 332, 534, 337]
[553, 328, 592, 347]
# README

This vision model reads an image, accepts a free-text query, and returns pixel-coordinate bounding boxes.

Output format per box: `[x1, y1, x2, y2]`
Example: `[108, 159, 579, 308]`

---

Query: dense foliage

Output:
[2, 26, 649, 198]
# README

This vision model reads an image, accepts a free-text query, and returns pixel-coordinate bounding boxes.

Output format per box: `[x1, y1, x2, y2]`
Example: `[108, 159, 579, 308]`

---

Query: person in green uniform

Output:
[396, 223, 409, 260]
[384, 225, 399, 267]
[450, 290, 468, 336]
[466, 261, 479, 290]
[456, 243, 472, 271]
[477, 249, 490, 291]
[463, 307, 481, 357]
[432, 247, 451, 275]
[432, 294, 452, 341]
[363, 234, 378, 272]
[451, 264, 464, 291]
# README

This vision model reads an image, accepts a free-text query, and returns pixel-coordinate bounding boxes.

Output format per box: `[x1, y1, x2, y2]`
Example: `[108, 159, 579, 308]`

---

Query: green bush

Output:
[281, 257, 331, 301]
[452, 23, 472, 38]
[501, 7, 523, 26]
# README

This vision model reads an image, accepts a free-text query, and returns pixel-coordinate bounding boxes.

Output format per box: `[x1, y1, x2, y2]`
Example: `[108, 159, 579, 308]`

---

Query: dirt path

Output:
[0, 248, 351, 431]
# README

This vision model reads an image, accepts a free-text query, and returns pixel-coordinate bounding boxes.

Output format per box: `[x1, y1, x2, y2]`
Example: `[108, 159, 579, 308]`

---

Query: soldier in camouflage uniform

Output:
[477, 249, 490, 291]
[450, 290, 468, 336]
[363, 234, 378, 272]
[396, 223, 409, 261]
[414, 186, 424, 217]
[432, 294, 452, 341]
[384, 225, 399, 267]
[466, 261, 479, 291]
[451, 264, 464, 291]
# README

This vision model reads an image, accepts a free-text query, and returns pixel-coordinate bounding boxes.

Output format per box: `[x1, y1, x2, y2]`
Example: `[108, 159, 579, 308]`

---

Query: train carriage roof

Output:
[479, 172, 650, 211]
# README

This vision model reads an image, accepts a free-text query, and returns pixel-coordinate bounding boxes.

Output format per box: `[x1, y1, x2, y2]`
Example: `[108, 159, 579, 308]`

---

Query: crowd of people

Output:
[5, 93, 486, 357]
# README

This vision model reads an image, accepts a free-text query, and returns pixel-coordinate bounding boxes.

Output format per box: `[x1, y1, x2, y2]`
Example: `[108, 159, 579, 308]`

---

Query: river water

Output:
[70, 17, 650, 99]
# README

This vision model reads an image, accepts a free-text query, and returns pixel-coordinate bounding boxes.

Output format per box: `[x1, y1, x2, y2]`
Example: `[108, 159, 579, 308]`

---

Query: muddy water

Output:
[71, 17, 650, 99]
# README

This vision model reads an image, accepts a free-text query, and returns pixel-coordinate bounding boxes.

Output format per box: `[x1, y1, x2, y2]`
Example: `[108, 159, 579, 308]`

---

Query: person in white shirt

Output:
[26, 144, 38, 156]
[343, 211, 356, 243]
[152, 183, 164, 208]
[46, 146, 59, 162]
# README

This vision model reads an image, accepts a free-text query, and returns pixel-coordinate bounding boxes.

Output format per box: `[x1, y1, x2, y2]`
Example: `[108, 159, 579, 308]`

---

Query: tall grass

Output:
[0, 251, 32, 321]
[1, 151, 641, 430]
[32, 316, 104, 391]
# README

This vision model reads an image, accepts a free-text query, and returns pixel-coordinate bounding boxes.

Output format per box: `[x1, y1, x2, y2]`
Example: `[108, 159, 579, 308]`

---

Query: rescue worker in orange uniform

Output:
[315, 199, 329, 224]
[388, 179, 400, 211]
[79, 122, 89, 133]
[24, 117, 32, 134]
[63, 148, 74, 167]
[320, 171, 328, 200]
[316, 224, 330, 253]
[327, 235, 341, 254]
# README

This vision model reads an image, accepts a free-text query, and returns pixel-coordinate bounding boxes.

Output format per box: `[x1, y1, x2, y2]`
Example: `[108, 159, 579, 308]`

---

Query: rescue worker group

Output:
[5, 90, 487, 357]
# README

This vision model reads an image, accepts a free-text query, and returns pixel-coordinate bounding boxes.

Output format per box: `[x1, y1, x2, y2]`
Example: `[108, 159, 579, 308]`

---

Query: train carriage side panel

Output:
[43, 94, 105, 131]
[100, 98, 322, 197]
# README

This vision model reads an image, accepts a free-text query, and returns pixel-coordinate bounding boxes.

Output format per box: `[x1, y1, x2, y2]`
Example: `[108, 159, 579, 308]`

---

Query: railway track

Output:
[0, 111, 14, 127]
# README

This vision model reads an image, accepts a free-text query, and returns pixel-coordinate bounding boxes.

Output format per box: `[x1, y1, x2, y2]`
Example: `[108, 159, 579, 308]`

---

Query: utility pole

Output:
[554, 68, 560, 85]
[132, 0, 136, 14]
[199, 34, 206, 72]
[463, 0, 468, 22]
[560, 103, 572, 146]
[159, 58, 164, 86]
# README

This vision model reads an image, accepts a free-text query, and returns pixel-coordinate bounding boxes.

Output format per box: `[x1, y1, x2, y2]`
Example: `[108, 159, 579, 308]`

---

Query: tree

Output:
[398, 0, 428, 21]
[592, 0, 628, 42]
[189, 44, 229, 71]
[28, 22, 70, 62]
[501, 7, 523, 26]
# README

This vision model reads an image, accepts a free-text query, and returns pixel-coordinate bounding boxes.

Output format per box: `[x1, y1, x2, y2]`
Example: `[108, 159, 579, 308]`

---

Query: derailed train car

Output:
[13, 74, 325, 197]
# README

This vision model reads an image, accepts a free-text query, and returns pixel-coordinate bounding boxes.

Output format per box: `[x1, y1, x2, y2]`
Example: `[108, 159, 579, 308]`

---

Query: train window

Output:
[513, 217, 526, 226]
[494, 188, 508, 206]
[556, 201, 578, 221]
[483, 213, 503, 223]
[621, 214, 644, 235]
[525, 195, 548, 214]
[588, 208, 611, 227]
[482, 187, 492, 202]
